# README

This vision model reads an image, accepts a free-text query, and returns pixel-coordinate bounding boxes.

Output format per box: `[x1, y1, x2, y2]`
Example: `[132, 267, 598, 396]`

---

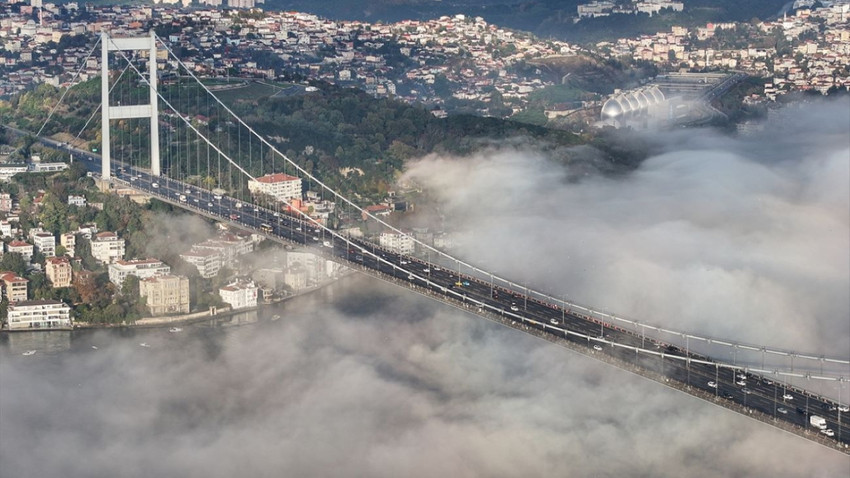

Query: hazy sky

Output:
[2, 100, 849, 476]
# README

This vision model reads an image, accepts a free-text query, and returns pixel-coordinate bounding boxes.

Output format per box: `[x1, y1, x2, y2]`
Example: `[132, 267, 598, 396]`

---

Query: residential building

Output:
[247, 172, 303, 201]
[0, 193, 12, 212]
[190, 233, 253, 267]
[253, 267, 285, 290]
[33, 232, 56, 257]
[108, 258, 171, 285]
[362, 204, 392, 220]
[284, 251, 344, 286]
[90, 232, 125, 264]
[139, 275, 190, 315]
[219, 280, 259, 310]
[67, 195, 86, 207]
[45, 256, 72, 288]
[77, 223, 98, 240]
[5, 300, 72, 330]
[0, 221, 13, 238]
[60, 232, 75, 257]
[30, 162, 69, 173]
[282, 265, 309, 291]
[7, 241, 34, 262]
[179, 249, 222, 278]
[0, 165, 28, 182]
[379, 231, 415, 255]
[0, 271, 29, 302]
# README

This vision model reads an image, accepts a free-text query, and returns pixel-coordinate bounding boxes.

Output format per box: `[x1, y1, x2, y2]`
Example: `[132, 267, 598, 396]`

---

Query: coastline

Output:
[2, 273, 351, 332]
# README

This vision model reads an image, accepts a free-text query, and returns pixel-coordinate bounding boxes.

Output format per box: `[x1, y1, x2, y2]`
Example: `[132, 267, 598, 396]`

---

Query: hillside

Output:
[264, 0, 790, 43]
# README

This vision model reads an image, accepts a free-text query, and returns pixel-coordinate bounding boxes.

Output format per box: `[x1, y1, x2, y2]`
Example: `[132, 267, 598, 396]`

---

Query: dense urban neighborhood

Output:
[0, 1, 848, 119]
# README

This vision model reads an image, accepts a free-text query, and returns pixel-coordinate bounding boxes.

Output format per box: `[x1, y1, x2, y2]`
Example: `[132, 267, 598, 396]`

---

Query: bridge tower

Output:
[100, 31, 160, 180]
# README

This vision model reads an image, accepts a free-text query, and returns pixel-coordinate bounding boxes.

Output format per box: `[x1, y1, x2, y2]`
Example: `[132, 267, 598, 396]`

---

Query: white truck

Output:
[809, 415, 827, 430]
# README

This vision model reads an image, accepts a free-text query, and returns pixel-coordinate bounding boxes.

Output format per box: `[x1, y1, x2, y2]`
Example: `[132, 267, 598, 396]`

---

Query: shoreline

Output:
[1, 274, 351, 333]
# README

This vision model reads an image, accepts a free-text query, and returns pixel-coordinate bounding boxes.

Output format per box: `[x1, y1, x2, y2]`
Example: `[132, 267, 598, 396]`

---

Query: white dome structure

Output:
[601, 86, 666, 119]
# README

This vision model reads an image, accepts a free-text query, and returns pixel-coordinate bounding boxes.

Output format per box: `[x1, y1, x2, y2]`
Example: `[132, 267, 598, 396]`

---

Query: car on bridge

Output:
[783, 393, 794, 400]
[707, 381, 717, 388]
[777, 407, 788, 414]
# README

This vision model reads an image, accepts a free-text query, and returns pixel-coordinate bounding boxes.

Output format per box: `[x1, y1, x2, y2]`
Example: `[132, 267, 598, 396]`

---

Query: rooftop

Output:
[253, 173, 300, 184]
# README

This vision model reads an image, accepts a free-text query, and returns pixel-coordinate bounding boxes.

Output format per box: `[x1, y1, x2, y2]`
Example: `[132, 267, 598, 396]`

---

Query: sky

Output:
[1, 100, 849, 476]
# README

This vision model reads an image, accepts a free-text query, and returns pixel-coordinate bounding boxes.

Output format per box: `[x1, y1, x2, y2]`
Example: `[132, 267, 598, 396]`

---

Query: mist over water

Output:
[1, 276, 848, 477]
[2, 101, 849, 475]
[404, 99, 850, 360]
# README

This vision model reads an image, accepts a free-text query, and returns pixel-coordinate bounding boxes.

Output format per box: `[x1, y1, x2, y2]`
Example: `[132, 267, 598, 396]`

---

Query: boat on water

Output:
[91, 346, 98, 350]
[22, 350, 36, 356]
[169, 327, 183, 333]
[271, 314, 281, 321]
[139, 343, 151, 348]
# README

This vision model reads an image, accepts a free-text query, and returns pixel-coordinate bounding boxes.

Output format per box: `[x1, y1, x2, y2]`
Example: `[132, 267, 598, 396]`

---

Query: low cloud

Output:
[1, 101, 847, 477]
[1, 277, 847, 477]
[403, 99, 850, 360]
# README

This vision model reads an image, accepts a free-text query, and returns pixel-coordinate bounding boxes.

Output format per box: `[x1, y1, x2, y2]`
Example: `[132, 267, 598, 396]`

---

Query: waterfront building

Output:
[139, 275, 190, 315]
[5, 300, 72, 330]
[219, 280, 259, 310]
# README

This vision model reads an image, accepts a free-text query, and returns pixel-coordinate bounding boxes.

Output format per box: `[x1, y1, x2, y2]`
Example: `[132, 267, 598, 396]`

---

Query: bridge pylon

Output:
[100, 30, 160, 180]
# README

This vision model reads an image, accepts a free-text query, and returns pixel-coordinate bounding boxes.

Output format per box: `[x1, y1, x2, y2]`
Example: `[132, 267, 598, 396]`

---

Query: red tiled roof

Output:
[253, 173, 300, 184]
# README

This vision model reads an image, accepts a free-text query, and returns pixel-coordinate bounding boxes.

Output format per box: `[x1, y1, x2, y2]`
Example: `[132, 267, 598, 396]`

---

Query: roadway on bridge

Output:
[18, 134, 844, 451]
[83, 158, 847, 449]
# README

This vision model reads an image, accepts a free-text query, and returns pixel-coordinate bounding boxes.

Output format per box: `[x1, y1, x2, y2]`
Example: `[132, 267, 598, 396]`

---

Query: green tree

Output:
[0, 252, 27, 276]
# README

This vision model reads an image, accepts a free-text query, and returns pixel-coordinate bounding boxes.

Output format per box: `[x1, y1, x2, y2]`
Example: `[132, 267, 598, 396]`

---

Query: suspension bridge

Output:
[15, 32, 850, 453]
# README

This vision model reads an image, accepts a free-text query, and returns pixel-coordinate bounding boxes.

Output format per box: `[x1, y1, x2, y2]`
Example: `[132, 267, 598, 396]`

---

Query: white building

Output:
[32, 232, 56, 257]
[90, 232, 125, 264]
[179, 249, 222, 278]
[68, 195, 86, 207]
[284, 251, 345, 286]
[190, 233, 253, 267]
[0, 221, 13, 238]
[6, 300, 72, 330]
[0, 165, 28, 182]
[108, 258, 171, 286]
[248, 173, 303, 202]
[219, 280, 259, 310]
[379, 231, 415, 255]
[7, 241, 34, 262]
